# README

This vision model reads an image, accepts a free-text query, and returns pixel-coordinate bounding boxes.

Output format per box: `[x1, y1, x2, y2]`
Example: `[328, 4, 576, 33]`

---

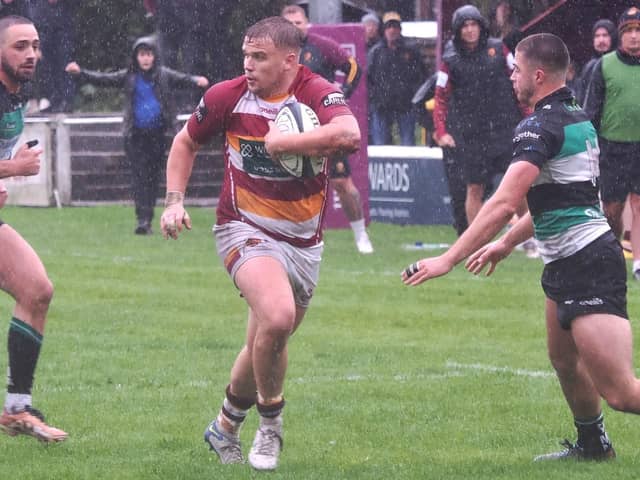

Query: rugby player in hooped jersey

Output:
[0, 15, 67, 443]
[159, 16, 360, 471]
[404, 33, 640, 461]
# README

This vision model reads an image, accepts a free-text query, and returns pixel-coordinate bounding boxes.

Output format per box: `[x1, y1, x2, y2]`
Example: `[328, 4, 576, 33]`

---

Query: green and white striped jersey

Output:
[511, 87, 610, 264]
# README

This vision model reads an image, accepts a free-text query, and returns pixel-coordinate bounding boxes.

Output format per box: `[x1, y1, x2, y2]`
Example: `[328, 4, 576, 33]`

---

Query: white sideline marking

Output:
[38, 363, 553, 394]
[446, 361, 554, 378]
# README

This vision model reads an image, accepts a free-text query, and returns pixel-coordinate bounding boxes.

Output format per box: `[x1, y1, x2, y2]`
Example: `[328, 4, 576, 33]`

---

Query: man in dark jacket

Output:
[65, 36, 208, 234]
[575, 18, 617, 105]
[433, 5, 523, 226]
[367, 11, 425, 145]
[584, 6, 640, 279]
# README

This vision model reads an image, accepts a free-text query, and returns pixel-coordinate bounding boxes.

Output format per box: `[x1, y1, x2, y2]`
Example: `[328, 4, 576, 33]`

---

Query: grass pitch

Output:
[0, 205, 639, 479]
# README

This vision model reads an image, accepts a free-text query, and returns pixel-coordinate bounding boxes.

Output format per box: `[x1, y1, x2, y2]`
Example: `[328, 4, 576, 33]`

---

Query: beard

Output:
[516, 83, 535, 107]
[1, 57, 34, 85]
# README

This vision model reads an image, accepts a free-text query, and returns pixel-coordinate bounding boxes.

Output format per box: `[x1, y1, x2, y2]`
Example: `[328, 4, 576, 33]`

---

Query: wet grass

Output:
[0, 205, 639, 479]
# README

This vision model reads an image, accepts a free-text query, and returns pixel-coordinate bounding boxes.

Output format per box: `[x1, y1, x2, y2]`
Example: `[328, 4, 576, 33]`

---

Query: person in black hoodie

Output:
[575, 18, 618, 105]
[65, 36, 209, 234]
[433, 5, 524, 226]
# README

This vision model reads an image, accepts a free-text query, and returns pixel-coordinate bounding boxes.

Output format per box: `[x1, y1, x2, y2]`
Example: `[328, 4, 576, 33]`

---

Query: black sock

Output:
[7, 317, 42, 395]
[575, 412, 612, 452]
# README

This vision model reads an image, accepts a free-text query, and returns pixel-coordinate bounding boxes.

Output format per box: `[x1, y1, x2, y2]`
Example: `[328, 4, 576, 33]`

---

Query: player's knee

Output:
[33, 277, 54, 307]
[547, 352, 577, 378]
[261, 306, 296, 338]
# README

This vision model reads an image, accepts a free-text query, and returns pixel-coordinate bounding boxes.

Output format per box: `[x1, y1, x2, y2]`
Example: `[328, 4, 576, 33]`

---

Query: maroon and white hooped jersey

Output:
[187, 65, 352, 247]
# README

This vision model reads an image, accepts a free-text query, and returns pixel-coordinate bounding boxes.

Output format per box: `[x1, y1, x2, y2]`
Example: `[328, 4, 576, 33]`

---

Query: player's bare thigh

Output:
[0, 223, 51, 302]
[235, 256, 296, 334]
[545, 297, 579, 366]
[571, 313, 638, 402]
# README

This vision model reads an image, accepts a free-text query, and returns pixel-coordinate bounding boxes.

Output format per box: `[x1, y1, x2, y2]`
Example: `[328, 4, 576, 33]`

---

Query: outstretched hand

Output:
[465, 241, 512, 276]
[195, 76, 209, 88]
[65, 62, 80, 74]
[401, 255, 455, 286]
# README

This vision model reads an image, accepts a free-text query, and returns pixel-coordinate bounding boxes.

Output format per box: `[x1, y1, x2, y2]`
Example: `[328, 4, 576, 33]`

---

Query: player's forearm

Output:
[444, 197, 517, 267]
[0, 160, 17, 179]
[501, 213, 534, 250]
[165, 129, 198, 193]
[274, 116, 360, 158]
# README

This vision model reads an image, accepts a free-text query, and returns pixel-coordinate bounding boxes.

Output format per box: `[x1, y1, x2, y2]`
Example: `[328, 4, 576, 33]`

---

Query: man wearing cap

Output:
[433, 4, 524, 226]
[584, 6, 640, 280]
[575, 18, 618, 105]
[367, 11, 425, 145]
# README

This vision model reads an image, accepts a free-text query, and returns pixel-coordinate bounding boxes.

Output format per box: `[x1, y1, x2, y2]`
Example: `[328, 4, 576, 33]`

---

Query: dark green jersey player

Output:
[0, 85, 26, 160]
[403, 33, 640, 462]
[0, 15, 67, 442]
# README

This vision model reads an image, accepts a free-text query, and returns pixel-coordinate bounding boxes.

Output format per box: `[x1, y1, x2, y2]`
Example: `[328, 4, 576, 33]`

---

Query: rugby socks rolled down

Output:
[218, 384, 255, 435]
[5, 317, 42, 411]
[256, 396, 285, 425]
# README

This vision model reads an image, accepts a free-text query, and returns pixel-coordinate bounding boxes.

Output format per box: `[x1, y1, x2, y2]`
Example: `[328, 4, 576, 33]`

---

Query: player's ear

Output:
[284, 50, 299, 69]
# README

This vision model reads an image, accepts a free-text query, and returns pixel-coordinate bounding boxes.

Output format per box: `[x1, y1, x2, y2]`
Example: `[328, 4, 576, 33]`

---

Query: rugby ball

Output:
[274, 102, 326, 178]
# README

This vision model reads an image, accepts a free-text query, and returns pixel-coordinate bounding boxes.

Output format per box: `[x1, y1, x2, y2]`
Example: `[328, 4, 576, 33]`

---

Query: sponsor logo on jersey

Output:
[322, 92, 346, 107]
[195, 98, 208, 123]
[258, 105, 279, 116]
[514, 130, 540, 142]
[239, 138, 288, 178]
[584, 207, 602, 218]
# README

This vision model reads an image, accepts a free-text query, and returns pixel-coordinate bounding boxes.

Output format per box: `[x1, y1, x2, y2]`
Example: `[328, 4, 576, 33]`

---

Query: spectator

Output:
[361, 12, 380, 52]
[413, 68, 468, 235]
[584, 6, 640, 279]
[575, 18, 617, 105]
[65, 36, 209, 235]
[30, 0, 76, 113]
[433, 5, 523, 226]
[489, 1, 523, 51]
[282, 4, 373, 254]
[367, 11, 425, 145]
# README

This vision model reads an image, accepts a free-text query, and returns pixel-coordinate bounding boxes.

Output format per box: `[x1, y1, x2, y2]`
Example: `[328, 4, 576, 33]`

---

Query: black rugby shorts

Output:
[541, 231, 628, 330]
